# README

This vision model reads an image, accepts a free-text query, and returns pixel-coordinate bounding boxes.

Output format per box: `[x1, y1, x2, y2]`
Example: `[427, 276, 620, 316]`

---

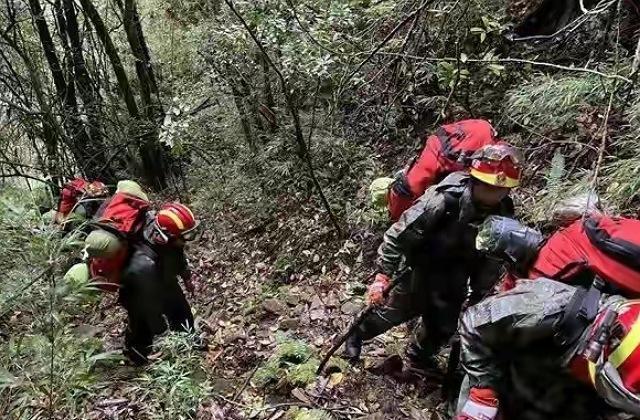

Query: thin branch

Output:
[590, 90, 615, 191]
[511, 0, 615, 41]
[632, 36, 640, 75]
[284, 0, 339, 55]
[223, 0, 343, 236]
[370, 53, 632, 83]
[307, 77, 322, 150]
[339, 0, 435, 92]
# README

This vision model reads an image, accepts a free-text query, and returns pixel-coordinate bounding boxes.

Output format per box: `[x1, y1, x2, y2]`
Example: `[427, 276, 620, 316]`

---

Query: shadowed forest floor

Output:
[81, 196, 449, 419]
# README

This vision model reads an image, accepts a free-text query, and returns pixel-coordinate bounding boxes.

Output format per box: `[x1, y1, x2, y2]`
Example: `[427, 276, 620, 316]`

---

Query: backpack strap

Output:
[436, 126, 463, 161]
[553, 277, 605, 347]
[137, 242, 158, 261]
[442, 190, 461, 219]
[391, 171, 412, 198]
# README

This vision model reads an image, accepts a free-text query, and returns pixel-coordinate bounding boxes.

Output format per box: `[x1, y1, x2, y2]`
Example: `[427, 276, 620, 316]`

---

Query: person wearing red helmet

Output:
[55, 178, 110, 228]
[118, 201, 199, 364]
[455, 277, 640, 419]
[343, 143, 524, 368]
[384, 119, 504, 222]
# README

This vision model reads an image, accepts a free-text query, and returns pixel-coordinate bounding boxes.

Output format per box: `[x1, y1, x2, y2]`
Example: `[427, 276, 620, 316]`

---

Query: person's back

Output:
[455, 278, 640, 420]
[116, 202, 198, 364]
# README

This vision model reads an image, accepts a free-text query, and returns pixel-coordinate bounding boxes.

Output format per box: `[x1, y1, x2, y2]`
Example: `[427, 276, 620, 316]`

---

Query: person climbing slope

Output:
[455, 277, 640, 419]
[119, 202, 199, 364]
[344, 143, 523, 368]
[79, 180, 199, 364]
[55, 177, 109, 228]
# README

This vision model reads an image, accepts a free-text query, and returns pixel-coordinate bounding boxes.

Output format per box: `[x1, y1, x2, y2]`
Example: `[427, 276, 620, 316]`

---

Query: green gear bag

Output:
[116, 180, 149, 201]
[85, 229, 124, 258]
[63, 262, 90, 287]
[369, 177, 394, 208]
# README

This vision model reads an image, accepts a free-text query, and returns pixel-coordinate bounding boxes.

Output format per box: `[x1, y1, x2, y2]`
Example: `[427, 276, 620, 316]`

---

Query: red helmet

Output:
[155, 202, 198, 241]
[585, 301, 640, 414]
[470, 144, 523, 188]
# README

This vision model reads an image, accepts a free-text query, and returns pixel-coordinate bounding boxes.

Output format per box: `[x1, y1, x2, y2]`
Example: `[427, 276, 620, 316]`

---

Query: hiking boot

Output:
[405, 342, 441, 372]
[123, 347, 148, 366]
[343, 333, 363, 361]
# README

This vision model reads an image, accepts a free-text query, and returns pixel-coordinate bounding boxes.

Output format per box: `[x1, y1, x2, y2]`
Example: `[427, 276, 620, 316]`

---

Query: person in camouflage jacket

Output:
[344, 144, 523, 367]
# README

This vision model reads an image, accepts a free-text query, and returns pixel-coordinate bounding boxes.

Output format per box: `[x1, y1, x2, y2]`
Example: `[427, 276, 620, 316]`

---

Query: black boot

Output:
[405, 342, 440, 372]
[343, 333, 363, 361]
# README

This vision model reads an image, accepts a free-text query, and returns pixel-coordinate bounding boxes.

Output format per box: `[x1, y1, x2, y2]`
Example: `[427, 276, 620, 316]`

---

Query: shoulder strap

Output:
[442, 190, 461, 218]
[436, 126, 464, 161]
[553, 278, 604, 347]
[136, 242, 158, 260]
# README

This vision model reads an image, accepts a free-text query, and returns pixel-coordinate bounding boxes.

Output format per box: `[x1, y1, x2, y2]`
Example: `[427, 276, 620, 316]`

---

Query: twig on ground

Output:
[230, 366, 258, 403]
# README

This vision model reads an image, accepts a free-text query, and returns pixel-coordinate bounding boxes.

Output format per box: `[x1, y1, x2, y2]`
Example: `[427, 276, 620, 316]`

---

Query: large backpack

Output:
[388, 119, 500, 221]
[584, 216, 640, 277]
[87, 189, 151, 291]
[57, 178, 89, 217]
[531, 216, 640, 296]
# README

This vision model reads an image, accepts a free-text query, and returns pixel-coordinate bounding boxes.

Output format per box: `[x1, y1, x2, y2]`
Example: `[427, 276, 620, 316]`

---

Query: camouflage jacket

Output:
[377, 172, 514, 276]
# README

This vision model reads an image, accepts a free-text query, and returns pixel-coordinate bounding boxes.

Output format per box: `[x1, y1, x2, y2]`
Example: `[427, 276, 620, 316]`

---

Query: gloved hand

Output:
[456, 387, 499, 420]
[367, 273, 391, 305]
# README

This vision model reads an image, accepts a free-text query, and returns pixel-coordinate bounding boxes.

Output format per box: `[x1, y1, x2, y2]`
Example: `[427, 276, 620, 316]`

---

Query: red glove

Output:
[456, 387, 499, 420]
[499, 272, 517, 292]
[367, 273, 391, 305]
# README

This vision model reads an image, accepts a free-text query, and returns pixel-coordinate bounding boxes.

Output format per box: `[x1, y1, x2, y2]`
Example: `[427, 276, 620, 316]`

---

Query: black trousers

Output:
[357, 263, 471, 358]
[119, 274, 194, 364]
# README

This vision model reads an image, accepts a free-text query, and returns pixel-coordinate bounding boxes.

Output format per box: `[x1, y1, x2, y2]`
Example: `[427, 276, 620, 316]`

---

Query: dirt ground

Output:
[82, 197, 451, 419]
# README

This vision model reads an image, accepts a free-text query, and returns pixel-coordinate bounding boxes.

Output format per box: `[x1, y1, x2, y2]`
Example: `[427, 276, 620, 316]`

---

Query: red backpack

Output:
[388, 119, 500, 221]
[88, 192, 151, 291]
[530, 216, 640, 296]
[58, 178, 89, 217]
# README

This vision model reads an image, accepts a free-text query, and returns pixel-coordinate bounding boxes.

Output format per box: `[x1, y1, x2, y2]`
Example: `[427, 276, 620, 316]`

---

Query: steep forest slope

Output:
[1, 0, 640, 418]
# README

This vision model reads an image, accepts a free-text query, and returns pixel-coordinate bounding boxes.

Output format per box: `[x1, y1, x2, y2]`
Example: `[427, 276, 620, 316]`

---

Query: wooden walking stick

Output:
[316, 270, 410, 375]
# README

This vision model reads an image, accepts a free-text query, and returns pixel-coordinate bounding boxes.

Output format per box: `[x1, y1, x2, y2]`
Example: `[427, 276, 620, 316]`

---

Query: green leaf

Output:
[548, 150, 566, 190]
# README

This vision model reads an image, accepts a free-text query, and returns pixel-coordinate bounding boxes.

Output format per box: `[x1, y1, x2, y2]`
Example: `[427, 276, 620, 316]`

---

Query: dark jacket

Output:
[377, 172, 514, 276]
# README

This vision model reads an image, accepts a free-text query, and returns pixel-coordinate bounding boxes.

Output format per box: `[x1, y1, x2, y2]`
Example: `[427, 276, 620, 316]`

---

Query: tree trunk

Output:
[114, 0, 173, 190]
[230, 83, 256, 152]
[29, 0, 99, 181]
[28, 0, 66, 99]
[117, 0, 161, 118]
[78, 0, 140, 119]
[262, 53, 275, 110]
[61, 0, 116, 182]
[0, 32, 65, 183]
